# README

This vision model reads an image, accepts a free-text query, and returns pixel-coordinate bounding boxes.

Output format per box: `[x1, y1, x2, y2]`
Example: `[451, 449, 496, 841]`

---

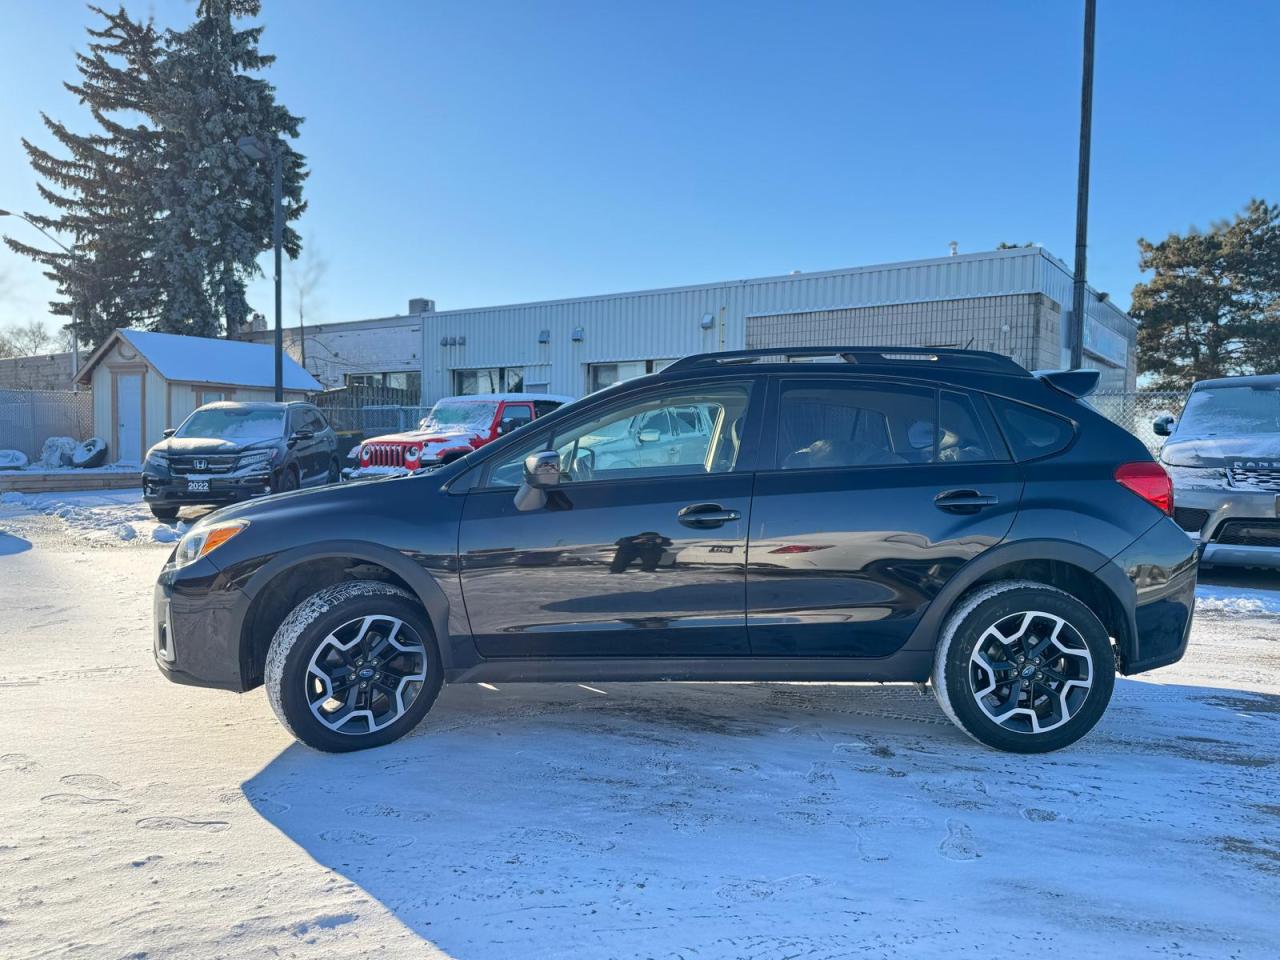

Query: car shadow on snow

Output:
[242, 678, 1280, 957]
[0, 531, 32, 555]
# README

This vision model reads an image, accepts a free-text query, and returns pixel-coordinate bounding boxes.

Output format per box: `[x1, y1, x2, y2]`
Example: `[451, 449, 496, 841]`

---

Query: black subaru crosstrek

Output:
[154, 348, 1197, 753]
[143, 401, 340, 520]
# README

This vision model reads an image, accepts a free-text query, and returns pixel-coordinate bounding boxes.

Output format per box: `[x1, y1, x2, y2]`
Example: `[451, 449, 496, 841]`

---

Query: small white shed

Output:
[75, 328, 322, 464]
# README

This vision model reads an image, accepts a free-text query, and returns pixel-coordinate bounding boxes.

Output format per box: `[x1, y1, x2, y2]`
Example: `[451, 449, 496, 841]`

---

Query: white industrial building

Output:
[247, 247, 1137, 404]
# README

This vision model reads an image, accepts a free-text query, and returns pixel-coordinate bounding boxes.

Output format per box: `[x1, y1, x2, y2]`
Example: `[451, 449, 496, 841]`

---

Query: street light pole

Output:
[237, 135, 285, 402]
[0, 207, 84, 383]
[1070, 0, 1097, 370]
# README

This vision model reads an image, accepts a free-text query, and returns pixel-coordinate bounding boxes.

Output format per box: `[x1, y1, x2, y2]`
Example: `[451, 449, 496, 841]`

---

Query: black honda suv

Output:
[143, 401, 340, 520]
[153, 348, 1197, 754]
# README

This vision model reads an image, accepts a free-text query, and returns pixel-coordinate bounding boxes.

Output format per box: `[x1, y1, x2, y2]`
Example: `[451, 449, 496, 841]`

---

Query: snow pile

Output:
[0, 489, 179, 545]
[39, 436, 77, 468]
[1196, 583, 1280, 616]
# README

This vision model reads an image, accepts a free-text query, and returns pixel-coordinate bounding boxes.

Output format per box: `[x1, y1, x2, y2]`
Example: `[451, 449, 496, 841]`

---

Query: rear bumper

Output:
[1109, 518, 1199, 675]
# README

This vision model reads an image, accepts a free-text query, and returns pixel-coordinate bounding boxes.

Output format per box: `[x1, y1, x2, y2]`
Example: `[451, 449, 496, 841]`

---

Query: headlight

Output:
[238, 450, 275, 469]
[360, 445, 371, 461]
[147, 451, 169, 467]
[173, 520, 249, 568]
[405, 446, 421, 461]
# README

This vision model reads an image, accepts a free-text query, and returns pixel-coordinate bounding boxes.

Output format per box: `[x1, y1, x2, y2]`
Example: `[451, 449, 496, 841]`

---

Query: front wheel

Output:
[265, 581, 443, 752]
[932, 580, 1115, 753]
[150, 505, 179, 521]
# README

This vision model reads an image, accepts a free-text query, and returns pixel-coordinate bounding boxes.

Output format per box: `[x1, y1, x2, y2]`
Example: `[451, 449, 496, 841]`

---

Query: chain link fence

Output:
[0, 389, 95, 460]
[1088, 391, 1185, 453]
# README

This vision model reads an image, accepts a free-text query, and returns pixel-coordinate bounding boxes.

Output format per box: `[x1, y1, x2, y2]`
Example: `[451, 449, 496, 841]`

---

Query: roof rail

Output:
[664, 346, 1031, 377]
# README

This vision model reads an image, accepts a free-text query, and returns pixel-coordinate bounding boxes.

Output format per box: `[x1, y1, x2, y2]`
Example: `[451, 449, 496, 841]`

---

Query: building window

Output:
[345, 371, 422, 398]
[197, 389, 230, 406]
[453, 367, 523, 395]
[587, 359, 675, 393]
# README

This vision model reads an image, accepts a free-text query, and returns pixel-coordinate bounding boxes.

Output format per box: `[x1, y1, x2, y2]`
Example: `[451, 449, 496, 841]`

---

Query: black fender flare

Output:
[902, 537, 1137, 658]
[236, 539, 453, 675]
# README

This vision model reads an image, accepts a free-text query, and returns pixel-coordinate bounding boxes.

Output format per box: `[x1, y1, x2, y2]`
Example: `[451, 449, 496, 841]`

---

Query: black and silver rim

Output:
[305, 615, 428, 735]
[968, 610, 1093, 735]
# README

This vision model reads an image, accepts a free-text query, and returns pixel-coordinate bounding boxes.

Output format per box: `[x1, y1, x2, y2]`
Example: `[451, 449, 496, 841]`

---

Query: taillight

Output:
[1114, 461, 1173, 516]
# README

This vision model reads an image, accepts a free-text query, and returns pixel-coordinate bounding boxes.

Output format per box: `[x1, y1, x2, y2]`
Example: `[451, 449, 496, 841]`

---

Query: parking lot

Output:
[1, 494, 1279, 959]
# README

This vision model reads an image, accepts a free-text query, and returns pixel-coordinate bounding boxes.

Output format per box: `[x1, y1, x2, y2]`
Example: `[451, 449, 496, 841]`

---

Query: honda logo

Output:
[193, 458, 208, 470]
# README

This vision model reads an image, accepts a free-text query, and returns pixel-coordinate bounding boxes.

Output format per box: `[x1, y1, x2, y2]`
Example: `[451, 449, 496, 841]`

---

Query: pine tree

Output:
[1133, 198, 1280, 389]
[150, 0, 306, 337]
[2, 6, 162, 347]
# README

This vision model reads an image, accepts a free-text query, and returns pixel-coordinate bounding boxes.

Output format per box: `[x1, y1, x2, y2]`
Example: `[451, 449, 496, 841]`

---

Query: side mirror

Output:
[514, 450, 561, 512]
[637, 428, 661, 444]
[523, 450, 561, 488]
[1152, 415, 1175, 437]
[289, 429, 315, 446]
[162, 428, 176, 438]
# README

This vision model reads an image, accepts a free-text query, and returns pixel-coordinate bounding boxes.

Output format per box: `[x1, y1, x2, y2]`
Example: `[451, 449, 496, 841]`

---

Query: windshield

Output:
[1177, 385, 1280, 436]
[177, 407, 285, 441]
[419, 400, 498, 433]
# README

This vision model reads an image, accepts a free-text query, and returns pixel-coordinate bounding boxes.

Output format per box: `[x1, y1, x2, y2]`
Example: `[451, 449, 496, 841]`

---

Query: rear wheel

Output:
[265, 581, 443, 752]
[932, 580, 1115, 753]
[327, 458, 341, 484]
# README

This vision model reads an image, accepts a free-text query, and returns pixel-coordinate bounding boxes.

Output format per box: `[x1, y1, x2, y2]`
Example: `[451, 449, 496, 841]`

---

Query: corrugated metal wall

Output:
[417, 248, 1137, 401]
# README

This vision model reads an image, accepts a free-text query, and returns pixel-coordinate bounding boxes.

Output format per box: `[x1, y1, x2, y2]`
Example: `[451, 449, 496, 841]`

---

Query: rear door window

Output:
[775, 381, 935, 469]
[987, 396, 1074, 461]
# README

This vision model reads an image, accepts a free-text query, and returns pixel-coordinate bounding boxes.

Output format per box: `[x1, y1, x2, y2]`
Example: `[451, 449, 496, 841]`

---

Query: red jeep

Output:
[354, 393, 573, 474]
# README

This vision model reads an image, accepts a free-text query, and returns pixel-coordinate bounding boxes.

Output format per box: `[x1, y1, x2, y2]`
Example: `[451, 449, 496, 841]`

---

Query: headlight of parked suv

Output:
[173, 520, 249, 568]
[238, 450, 275, 470]
[146, 450, 169, 468]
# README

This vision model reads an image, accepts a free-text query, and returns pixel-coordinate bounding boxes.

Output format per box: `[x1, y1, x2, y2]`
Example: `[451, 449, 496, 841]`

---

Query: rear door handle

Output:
[934, 489, 999, 513]
[678, 502, 742, 528]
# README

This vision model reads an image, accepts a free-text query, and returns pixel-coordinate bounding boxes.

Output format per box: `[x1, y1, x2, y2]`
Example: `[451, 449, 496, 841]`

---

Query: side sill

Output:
[444, 650, 934, 685]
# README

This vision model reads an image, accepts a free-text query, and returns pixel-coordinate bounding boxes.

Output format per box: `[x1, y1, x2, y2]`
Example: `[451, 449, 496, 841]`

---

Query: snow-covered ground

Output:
[1, 491, 1279, 959]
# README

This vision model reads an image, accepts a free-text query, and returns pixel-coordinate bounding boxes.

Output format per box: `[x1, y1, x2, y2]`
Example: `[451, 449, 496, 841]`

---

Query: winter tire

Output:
[932, 580, 1115, 753]
[278, 466, 300, 492]
[150, 505, 180, 521]
[265, 581, 443, 753]
[72, 437, 108, 468]
[327, 458, 341, 484]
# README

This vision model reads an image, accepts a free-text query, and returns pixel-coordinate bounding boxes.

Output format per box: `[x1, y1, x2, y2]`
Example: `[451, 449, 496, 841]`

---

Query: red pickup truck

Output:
[353, 393, 574, 475]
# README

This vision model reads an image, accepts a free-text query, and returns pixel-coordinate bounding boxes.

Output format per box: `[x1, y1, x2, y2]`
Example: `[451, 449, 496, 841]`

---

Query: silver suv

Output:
[1156, 374, 1280, 568]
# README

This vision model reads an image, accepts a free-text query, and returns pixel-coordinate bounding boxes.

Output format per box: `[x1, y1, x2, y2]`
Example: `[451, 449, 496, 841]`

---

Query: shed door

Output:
[115, 373, 143, 463]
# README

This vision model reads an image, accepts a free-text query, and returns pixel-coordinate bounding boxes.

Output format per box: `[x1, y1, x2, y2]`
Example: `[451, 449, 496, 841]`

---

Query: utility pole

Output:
[1070, 0, 1097, 369]
[237, 135, 285, 401]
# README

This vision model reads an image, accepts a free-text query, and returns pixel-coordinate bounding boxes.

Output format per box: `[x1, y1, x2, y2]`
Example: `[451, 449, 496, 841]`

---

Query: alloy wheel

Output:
[968, 610, 1093, 735]
[305, 614, 428, 735]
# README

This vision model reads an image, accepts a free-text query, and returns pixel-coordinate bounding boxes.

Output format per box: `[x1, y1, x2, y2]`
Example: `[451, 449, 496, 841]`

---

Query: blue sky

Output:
[2, 0, 1277, 330]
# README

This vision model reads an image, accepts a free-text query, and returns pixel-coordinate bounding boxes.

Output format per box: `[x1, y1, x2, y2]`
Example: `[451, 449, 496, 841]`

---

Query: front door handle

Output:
[934, 489, 999, 513]
[677, 502, 742, 528]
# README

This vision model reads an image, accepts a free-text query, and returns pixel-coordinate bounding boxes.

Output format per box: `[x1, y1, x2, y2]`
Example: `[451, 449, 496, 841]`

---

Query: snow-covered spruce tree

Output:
[150, 0, 306, 338]
[2, 6, 163, 348]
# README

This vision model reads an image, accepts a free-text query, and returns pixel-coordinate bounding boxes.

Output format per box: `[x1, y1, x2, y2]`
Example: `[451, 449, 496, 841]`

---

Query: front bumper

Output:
[144, 470, 273, 506]
[1174, 483, 1280, 569]
[154, 560, 251, 691]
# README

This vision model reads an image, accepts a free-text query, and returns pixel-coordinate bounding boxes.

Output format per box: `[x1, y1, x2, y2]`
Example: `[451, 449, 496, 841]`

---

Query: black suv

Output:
[143, 401, 339, 520]
[154, 348, 1197, 753]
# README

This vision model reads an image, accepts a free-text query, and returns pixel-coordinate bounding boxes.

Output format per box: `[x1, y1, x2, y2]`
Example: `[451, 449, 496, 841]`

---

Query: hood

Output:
[152, 436, 281, 456]
[198, 471, 423, 528]
[1160, 433, 1280, 468]
[364, 428, 477, 447]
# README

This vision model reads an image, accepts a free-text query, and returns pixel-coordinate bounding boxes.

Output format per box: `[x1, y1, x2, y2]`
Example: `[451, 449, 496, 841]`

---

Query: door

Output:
[458, 379, 760, 658]
[747, 378, 1023, 657]
[289, 407, 326, 483]
[115, 373, 143, 464]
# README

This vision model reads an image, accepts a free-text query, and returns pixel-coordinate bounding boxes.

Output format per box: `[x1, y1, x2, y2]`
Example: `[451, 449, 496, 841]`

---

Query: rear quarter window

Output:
[987, 396, 1075, 461]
